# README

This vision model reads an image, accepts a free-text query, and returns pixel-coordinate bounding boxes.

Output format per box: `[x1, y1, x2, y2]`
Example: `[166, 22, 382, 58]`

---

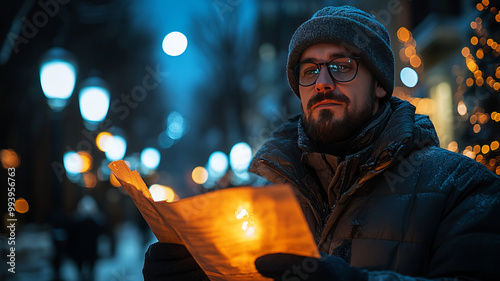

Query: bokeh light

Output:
[1, 149, 20, 169]
[40, 61, 76, 101]
[400, 67, 419, 87]
[166, 111, 187, 140]
[64, 151, 83, 174]
[208, 151, 229, 178]
[162, 31, 188, 56]
[457, 101, 467, 116]
[476, 48, 484, 59]
[482, 145, 490, 154]
[470, 114, 478, 124]
[39, 48, 77, 111]
[83, 172, 97, 188]
[491, 141, 499, 151]
[96, 132, 113, 152]
[397, 27, 411, 42]
[15, 198, 29, 213]
[462, 47, 470, 57]
[141, 147, 161, 170]
[166, 111, 186, 140]
[473, 124, 481, 133]
[105, 136, 127, 161]
[229, 142, 252, 172]
[79, 85, 110, 123]
[466, 78, 474, 87]
[192, 166, 208, 184]
[447, 141, 458, 152]
[474, 145, 481, 154]
[77, 151, 92, 173]
[149, 184, 176, 202]
[409, 55, 421, 68]
[404, 45, 416, 57]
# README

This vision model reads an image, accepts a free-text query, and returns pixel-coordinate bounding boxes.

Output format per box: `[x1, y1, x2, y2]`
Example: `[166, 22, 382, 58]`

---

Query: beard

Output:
[302, 82, 376, 144]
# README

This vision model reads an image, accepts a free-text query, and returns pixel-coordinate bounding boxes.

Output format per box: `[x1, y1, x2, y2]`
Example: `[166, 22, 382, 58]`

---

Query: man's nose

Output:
[315, 66, 335, 93]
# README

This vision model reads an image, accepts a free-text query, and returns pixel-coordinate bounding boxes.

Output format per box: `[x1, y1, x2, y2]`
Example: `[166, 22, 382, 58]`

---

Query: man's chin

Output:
[304, 110, 351, 143]
[309, 108, 344, 125]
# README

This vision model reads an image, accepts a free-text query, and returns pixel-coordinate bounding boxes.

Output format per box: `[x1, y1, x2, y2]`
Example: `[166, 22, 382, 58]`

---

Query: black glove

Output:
[255, 253, 368, 281]
[143, 242, 209, 281]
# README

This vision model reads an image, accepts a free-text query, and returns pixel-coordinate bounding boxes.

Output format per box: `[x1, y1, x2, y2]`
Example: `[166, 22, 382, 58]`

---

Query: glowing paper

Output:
[109, 160, 320, 281]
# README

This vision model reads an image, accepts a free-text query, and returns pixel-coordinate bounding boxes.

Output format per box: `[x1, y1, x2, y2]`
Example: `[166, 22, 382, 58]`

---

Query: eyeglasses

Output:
[294, 57, 360, 87]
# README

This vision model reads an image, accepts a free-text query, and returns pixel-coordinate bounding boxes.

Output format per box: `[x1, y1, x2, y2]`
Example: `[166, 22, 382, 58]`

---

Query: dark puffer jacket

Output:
[248, 97, 500, 280]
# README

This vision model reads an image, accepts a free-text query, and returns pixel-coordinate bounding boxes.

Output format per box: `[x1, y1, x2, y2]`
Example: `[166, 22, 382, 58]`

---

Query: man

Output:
[143, 5, 500, 281]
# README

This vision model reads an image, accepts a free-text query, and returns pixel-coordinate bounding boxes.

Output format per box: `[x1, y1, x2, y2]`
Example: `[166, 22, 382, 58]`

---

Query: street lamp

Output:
[78, 76, 110, 131]
[40, 48, 78, 278]
[39, 47, 78, 206]
[40, 47, 77, 112]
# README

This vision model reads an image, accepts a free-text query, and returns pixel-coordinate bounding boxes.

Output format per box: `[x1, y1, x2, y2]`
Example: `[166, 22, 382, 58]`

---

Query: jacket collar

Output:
[249, 97, 439, 197]
[297, 100, 392, 158]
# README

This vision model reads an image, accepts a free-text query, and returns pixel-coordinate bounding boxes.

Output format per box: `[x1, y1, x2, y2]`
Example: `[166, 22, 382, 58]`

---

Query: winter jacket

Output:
[248, 97, 500, 280]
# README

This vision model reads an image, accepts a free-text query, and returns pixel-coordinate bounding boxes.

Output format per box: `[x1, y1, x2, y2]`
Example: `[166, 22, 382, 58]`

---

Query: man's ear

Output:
[375, 81, 387, 99]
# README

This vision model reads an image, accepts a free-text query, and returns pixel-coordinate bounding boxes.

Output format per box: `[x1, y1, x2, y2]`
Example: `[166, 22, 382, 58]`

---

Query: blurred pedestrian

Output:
[67, 195, 105, 281]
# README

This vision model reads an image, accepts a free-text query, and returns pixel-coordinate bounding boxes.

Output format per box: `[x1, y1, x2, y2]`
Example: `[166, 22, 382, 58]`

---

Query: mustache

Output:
[307, 91, 350, 111]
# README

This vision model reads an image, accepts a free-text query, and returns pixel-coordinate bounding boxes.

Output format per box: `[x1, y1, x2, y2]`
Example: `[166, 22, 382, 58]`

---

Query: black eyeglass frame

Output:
[294, 57, 361, 87]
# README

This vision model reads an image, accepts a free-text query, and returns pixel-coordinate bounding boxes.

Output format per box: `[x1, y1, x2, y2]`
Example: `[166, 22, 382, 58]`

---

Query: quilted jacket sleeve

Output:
[369, 159, 500, 281]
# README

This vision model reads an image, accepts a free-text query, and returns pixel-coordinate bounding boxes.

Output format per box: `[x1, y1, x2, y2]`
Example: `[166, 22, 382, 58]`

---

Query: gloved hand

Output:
[255, 253, 368, 281]
[143, 242, 209, 281]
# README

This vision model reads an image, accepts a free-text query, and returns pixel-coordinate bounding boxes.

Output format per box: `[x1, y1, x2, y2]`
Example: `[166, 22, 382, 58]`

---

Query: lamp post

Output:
[40, 48, 77, 112]
[40, 47, 77, 280]
[40, 47, 77, 212]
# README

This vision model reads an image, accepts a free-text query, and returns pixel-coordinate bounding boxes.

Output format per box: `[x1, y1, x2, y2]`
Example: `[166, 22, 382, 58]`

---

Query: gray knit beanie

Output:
[287, 5, 394, 98]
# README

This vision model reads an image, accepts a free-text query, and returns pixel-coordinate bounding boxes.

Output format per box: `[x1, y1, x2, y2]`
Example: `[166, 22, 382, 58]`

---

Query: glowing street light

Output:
[208, 151, 228, 178]
[40, 47, 78, 214]
[192, 166, 208, 184]
[63, 151, 83, 175]
[79, 77, 110, 130]
[105, 135, 127, 161]
[40, 47, 77, 112]
[162, 31, 188, 56]
[400, 67, 419, 88]
[140, 147, 161, 171]
[229, 142, 252, 172]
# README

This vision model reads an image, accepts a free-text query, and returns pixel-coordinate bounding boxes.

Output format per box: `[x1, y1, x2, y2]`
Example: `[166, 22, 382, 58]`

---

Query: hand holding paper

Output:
[255, 253, 368, 281]
[143, 242, 209, 281]
[109, 160, 320, 281]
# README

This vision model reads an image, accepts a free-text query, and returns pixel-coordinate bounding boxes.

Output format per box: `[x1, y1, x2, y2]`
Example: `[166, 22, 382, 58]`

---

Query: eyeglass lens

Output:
[296, 57, 358, 86]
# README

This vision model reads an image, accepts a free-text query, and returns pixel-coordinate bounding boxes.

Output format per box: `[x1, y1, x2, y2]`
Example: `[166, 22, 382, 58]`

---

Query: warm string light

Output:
[462, 11, 500, 91]
[397, 27, 423, 70]
[450, 140, 500, 174]
[491, 111, 500, 122]
[457, 2, 500, 175]
[451, 102, 500, 174]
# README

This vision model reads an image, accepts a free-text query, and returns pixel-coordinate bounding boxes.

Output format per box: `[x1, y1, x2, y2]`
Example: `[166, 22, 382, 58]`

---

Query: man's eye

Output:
[302, 68, 319, 76]
[329, 64, 351, 72]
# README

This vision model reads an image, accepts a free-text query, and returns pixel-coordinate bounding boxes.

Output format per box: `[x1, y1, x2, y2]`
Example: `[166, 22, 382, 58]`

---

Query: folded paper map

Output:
[109, 160, 320, 281]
